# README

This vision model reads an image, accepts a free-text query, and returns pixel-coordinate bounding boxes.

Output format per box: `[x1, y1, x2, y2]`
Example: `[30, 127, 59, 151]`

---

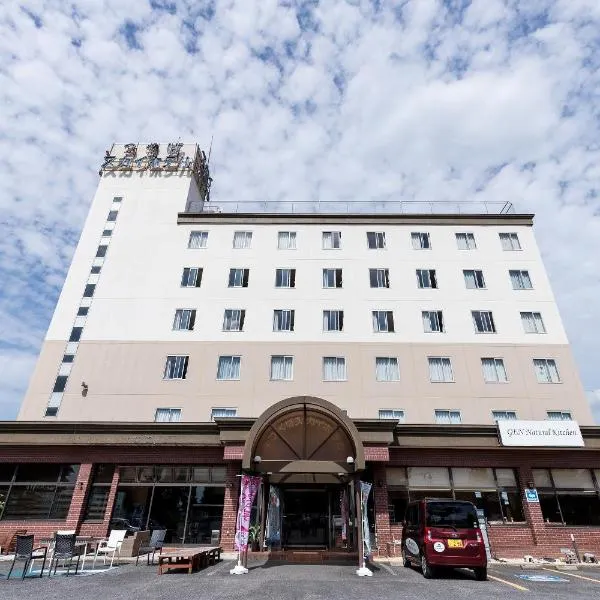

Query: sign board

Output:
[516, 574, 568, 582]
[525, 489, 539, 503]
[476, 509, 492, 560]
[497, 420, 584, 447]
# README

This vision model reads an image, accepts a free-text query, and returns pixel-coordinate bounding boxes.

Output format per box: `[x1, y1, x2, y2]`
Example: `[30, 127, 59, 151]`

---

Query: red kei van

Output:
[401, 499, 487, 580]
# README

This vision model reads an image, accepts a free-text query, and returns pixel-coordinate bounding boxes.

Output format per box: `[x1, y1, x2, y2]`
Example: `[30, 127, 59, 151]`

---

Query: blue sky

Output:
[1, 0, 599, 421]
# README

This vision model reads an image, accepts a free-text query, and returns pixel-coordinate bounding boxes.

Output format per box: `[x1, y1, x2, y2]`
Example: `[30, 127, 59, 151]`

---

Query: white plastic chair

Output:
[92, 530, 127, 568]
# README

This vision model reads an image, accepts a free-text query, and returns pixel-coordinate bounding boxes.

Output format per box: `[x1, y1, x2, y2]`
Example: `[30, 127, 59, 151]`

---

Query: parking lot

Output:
[1, 558, 600, 599]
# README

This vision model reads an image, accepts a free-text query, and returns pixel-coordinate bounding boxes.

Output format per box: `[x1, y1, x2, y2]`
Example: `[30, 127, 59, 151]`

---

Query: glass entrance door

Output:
[283, 490, 329, 548]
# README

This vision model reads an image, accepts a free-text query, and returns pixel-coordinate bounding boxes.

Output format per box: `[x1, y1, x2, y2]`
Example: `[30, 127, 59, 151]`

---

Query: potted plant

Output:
[248, 524, 261, 552]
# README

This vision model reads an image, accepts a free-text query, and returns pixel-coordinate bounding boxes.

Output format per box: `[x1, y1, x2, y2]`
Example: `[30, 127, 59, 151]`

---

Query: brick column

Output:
[220, 462, 240, 551]
[517, 466, 544, 546]
[371, 463, 392, 557]
[64, 463, 93, 532]
[98, 467, 121, 538]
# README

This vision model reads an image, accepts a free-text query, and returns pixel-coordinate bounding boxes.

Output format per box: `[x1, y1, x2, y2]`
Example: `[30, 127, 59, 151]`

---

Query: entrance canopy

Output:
[242, 396, 365, 483]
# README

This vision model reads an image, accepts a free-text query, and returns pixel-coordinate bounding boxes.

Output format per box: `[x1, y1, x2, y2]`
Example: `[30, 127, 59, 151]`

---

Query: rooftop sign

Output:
[497, 420, 584, 447]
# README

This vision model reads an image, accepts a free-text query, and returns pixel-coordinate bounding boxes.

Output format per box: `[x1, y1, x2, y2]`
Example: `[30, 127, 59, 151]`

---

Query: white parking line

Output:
[488, 572, 530, 591]
[542, 567, 600, 584]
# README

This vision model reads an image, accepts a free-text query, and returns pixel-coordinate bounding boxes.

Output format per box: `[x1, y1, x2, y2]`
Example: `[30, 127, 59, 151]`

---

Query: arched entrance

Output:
[242, 397, 365, 550]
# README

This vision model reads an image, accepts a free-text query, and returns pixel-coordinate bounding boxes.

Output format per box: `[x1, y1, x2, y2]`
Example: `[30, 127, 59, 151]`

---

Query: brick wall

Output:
[220, 461, 241, 552]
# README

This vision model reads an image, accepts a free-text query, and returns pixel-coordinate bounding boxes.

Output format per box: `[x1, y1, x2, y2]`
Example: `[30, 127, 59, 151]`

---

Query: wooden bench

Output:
[158, 546, 222, 575]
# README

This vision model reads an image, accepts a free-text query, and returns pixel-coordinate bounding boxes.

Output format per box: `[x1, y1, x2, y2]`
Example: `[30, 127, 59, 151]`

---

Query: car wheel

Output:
[401, 550, 411, 568]
[474, 567, 487, 581]
[421, 554, 434, 579]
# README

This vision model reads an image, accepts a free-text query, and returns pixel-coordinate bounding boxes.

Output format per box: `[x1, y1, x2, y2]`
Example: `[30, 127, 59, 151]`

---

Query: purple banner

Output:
[360, 481, 373, 558]
[340, 488, 349, 541]
[234, 474, 262, 551]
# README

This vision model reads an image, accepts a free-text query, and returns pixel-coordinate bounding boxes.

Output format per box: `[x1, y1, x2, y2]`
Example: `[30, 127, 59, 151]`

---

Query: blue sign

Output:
[525, 488, 539, 503]
[516, 574, 568, 582]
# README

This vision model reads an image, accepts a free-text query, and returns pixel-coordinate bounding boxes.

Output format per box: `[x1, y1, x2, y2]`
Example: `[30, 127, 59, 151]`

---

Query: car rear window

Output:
[426, 502, 479, 528]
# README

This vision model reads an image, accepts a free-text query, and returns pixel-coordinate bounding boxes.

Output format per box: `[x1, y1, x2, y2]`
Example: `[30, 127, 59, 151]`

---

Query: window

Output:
[499, 232, 521, 250]
[173, 309, 196, 331]
[217, 356, 241, 380]
[113, 196, 123, 203]
[155, 408, 182, 422]
[273, 309, 295, 332]
[322, 231, 341, 249]
[379, 409, 404, 421]
[463, 269, 486, 289]
[435, 410, 462, 424]
[188, 231, 208, 249]
[416, 269, 437, 289]
[323, 310, 344, 332]
[96, 245, 107, 258]
[270, 355, 294, 381]
[411, 232, 431, 249]
[547, 411, 572, 421]
[83, 465, 114, 521]
[369, 269, 389, 288]
[233, 231, 252, 249]
[428, 357, 454, 382]
[163, 355, 189, 380]
[275, 268, 296, 288]
[422, 310, 444, 333]
[181, 267, 202, 288]
[323, 356, 347, 381]
[69, 327, 82, 342]
[278, 231, 297, 249]
[456, 233, 476, 250]
[534, 359, 561, 383]
[91, 266, 101, 274]
[83, 284, 96, 297]
[472, 310, 496, 333]
[492, 410, 517, 421]
[521, 312, 546, 334]
[77, 307, 89, 316]
[53, 376, 68, 393]
[228, 268, 249, 287]
[375, 357, 400, 381]
[482, 358, 508, 383]
[107, 210, 118, 222]
[222, 309, 246, 331]
[367, 231, 386, 249]
[372, 310, 395, 332]
[323, 268, 343, 288]
[62, 354, 74, 363]
[211, 408, 237, 420]
[510, 270, 533, 289]
[102, 229, 112, 237]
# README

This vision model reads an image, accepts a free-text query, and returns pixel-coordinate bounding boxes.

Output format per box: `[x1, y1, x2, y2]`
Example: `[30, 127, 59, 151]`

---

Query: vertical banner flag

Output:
[360, 482, 373, 558]
[234, 474, 262, 551]
[265, 485, 281, 546]
[340, 488, 349, 542]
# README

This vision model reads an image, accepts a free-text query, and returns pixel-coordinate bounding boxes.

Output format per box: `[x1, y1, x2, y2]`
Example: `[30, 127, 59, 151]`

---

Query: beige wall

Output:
[19, 340, 594, 425]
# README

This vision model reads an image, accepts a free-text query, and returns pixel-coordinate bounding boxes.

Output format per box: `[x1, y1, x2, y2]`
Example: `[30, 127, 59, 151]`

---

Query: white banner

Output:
[497, 420, 584, 447]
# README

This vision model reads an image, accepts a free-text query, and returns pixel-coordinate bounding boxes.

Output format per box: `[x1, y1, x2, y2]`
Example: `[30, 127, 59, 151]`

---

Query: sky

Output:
[0, 0, 599, 422]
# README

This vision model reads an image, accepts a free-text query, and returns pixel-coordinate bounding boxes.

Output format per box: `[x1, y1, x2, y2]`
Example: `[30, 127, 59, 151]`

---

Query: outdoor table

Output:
[158, 546, 222, 575]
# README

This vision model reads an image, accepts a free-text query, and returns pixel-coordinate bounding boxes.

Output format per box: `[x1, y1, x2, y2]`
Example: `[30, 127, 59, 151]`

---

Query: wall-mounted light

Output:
[81, 382, 89, 397]
[346, 456, 354, 464]
[254, 455, 262, 464]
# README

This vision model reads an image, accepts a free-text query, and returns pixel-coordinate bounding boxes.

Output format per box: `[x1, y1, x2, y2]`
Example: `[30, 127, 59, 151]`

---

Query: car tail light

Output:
[476, 531, 482, 543]
[426, 528, 433, 541]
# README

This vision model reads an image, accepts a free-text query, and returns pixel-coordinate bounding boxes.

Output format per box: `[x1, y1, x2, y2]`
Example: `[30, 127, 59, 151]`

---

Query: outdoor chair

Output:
[136, 529, 166, 565]
[48, 533, 80, 577]
[0, 529, 27, 555]
[92, 530, 127, 568]
[6, 535, 48, 580]
[210, 530, 221, 546]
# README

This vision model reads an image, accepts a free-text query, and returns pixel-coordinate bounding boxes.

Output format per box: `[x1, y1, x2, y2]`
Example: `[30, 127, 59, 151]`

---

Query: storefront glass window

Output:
[84, 465, 115, 521]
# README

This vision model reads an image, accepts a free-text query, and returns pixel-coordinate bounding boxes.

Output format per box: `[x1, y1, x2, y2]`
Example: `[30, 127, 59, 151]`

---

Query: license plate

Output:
[447, 539, 463, 548]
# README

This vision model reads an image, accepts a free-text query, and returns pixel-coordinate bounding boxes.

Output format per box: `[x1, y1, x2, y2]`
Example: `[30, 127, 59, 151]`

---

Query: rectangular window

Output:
[472, 310, 496, 333]
[172, 309, 196, 331]
[228, 268, 249, 287]
[367, 231, 386, 249]
[270, 355, 294, 381]
[510, 270, 533, 289]
[428, 357, 454, 382]
[211, 408, 237, 420]
[482, 358, 508, 383]
[181, 267, 202, 287]
[53, 376, 68, 393]
[275, 268, 296, 288]
[378, 409, 404, 421]
[62, 354, 74, 364]
[422, 310, 444, 333]
[278, 231, 297, 249]
[273, 309, 295, 332]
[323, 356, 347, 381]
[323, 310, 344, 332]
[222, 309, 246, 331]
[217, 356, 241, 380]
[521, 312, 546, 334]
[107, 210, 118, 222]
[102, 229, 112, 237]
[547, 411, 572, 421]
[77, 306, 89, 316]
[463, 269, 486, 289]
[435, 410, 462, 424]
[69, 327, 83, 342]
[163, 355, 189, 380]
[499, 232, 521, 250]
[369, 268, 389, 288]
[323, 268, 343, 288]
[83, 284, 96, 297]
[375, 357, 400, 382]
[372, 310, 395, 332]
[233, 231, 252, 249]
[96, 245, 108, 258]
[322, 231, 341, 249]
[416, 269, 437, 289]
[411, 232, 431, 249]
[91, 266, 101, 274]
[83, 465, 115, 521]
[534, 359, 561, 383]
[188, 231, 208, 249]
[154, 408, 182, 422]
[492, 410, 517, 421]
[113, 196, 123, 203]
[456, 232, 476, 250]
